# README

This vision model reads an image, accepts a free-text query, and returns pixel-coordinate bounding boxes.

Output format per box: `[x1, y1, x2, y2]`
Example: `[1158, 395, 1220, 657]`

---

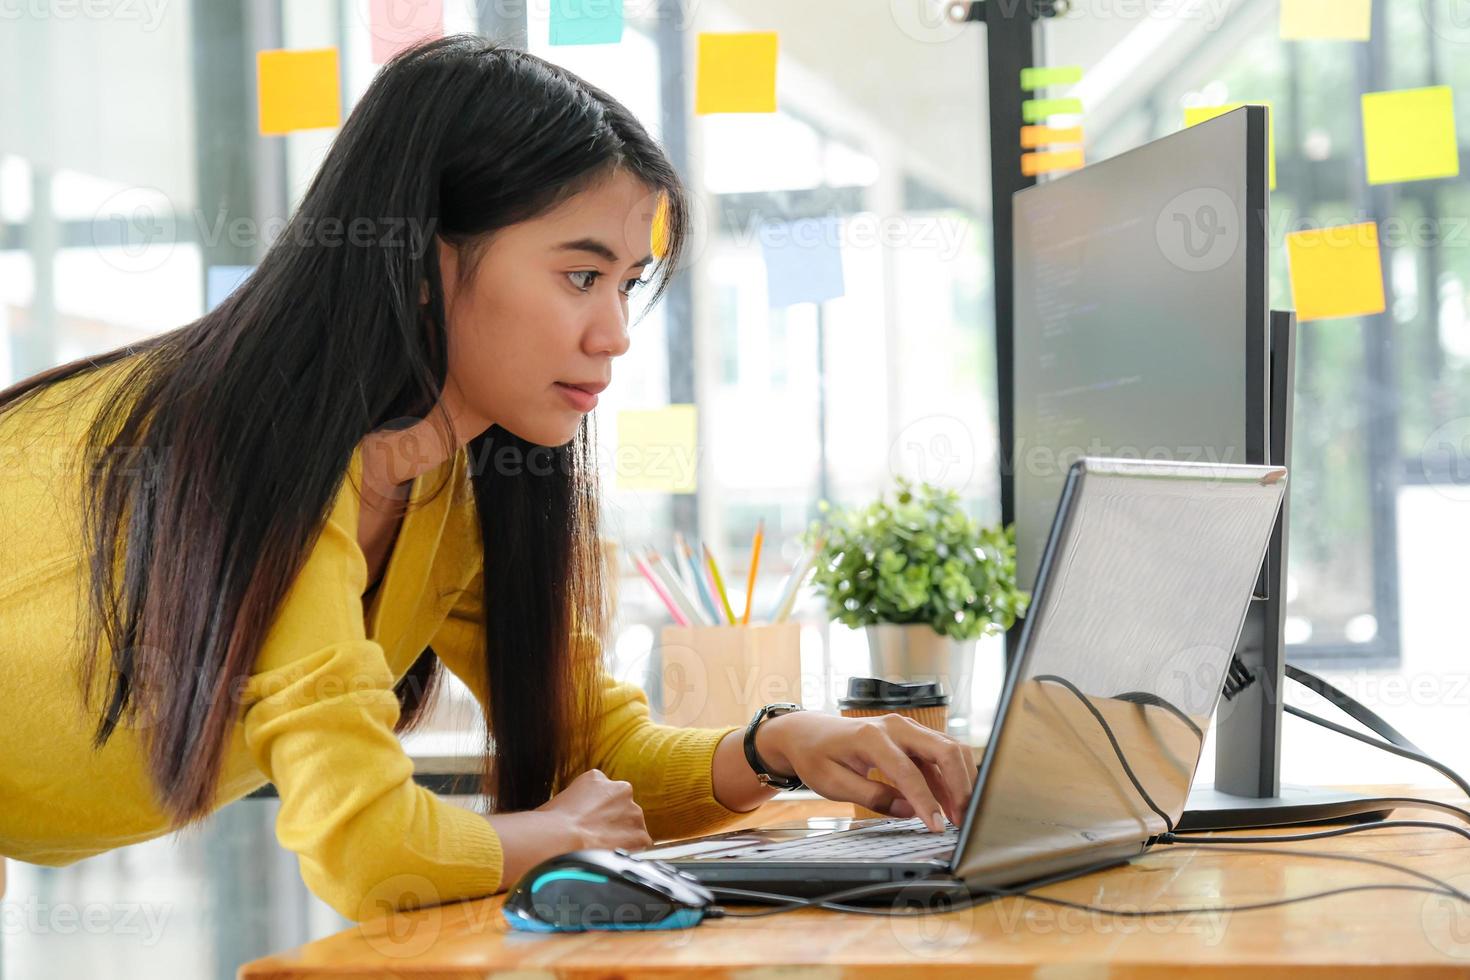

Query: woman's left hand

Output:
[753, 710, 977, 832]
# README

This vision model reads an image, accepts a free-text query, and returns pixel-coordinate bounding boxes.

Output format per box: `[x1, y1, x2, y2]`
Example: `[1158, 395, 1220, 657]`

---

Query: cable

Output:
[706, 820, 1470, 921]
[1285, 704, 1470, 799]
[1032, 674, 1177, 833]
[1285, 664, 1422, 752]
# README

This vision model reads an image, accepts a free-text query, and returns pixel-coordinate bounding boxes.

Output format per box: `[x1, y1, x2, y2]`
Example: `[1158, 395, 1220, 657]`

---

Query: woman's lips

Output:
[555, 382, 598, 412]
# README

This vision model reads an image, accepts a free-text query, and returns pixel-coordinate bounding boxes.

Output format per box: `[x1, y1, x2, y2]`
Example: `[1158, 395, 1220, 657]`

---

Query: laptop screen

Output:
[953, 458, 1285, 885]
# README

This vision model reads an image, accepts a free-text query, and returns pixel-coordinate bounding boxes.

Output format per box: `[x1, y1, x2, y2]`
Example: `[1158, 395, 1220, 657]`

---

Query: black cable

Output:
[708, 825, 1470, 920]
[1032, 674, 1177, 833]
[1285, 664, 1422, 752]
[1113, 690, 1204, 740]
[1285, 704, 1470, 799]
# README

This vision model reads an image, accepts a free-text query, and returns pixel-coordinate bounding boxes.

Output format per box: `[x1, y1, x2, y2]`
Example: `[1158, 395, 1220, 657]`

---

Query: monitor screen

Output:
[1011, 106, 1268, 590]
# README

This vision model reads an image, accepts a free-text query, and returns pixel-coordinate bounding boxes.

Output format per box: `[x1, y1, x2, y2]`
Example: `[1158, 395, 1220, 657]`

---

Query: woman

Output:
[0, 36, 974, 922]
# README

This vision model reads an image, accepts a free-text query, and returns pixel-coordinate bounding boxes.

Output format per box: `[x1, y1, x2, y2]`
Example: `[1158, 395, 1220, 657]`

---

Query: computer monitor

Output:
[1013, 107, 1265, 593]
[1010, 107, 1387, 829]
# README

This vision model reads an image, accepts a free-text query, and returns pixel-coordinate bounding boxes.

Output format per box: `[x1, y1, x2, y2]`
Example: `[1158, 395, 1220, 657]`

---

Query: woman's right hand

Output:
[536, 768, 654, 852]
[486, 769, 652, 891]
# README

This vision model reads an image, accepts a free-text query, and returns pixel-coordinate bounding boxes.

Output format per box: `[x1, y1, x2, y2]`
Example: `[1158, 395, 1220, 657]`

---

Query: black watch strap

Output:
[743, 702, 804, 791]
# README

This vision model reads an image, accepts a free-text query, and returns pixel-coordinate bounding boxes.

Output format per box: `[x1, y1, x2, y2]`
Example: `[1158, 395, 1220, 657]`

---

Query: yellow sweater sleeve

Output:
[430, 568, 751, 843]
[239, 490, 504, 922]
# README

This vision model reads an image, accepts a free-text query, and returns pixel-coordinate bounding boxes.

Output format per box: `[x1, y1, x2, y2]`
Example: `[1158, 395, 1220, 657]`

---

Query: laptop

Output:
[635, 456, 1288, 899]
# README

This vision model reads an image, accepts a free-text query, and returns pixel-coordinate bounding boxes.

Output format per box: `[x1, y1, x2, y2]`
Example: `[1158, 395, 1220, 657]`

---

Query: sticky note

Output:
[616, 406, 698, 494]
[1021, 149, 1084, 177]
[760, 216, 846, 308]
[1279, 0, 1371, 41]
[1361, 86, 1460, 185]
[369, 0, 443, 63]
[206, 266, 254, 311]
[1021, 125, 1083, 148]
[1020, 65, 1083, 90]
[1021, 98, 1083, 123]
[550, 0, 623, 45]
[1185, 103, 1276, 190]
[695, 32, 778, 114]
[1285, 222, 1386, 322]
[651, 193, 670, 260]
[257, 48, 341, 135]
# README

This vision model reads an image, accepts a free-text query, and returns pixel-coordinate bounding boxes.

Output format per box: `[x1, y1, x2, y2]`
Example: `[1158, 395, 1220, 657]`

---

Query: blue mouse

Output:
[502, 848, 717, 933]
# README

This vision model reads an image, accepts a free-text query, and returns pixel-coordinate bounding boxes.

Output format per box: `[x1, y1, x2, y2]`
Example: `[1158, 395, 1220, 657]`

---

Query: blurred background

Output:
[1, 0, 1467, 975]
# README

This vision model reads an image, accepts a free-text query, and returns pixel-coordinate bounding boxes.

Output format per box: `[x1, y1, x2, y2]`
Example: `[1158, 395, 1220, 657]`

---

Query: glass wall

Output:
[1045, 0, 1470, 786]
[0, 2, 997, 975]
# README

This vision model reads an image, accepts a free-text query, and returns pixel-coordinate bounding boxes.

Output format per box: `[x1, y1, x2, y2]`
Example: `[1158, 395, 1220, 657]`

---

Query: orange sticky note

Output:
[651, 193, 670, 260]
[1362, 86, 1460, 185]
[257, 48, 341, 135]
[1285, 222, 1386, 322]
[1021, 125, 1083, 149]
[1185, 103, 1276, 189]
[1279, 0, 1371, 41]
[1021, 149, 1084, 176]
[695, 32, 778, 114]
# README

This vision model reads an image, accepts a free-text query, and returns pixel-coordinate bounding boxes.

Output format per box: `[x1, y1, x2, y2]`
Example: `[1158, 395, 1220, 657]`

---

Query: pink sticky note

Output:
[370, 0, 444, 64]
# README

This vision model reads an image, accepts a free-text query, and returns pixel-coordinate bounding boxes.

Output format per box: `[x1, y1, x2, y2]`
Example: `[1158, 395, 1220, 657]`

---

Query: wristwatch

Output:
[743, 702, 805, 791]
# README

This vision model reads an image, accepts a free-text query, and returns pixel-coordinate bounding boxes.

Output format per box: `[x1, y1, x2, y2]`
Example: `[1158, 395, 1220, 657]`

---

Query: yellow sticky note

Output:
[1021, 149, 1084, 176]
[616, 406, 698, 493]
[1185, 103, 1276, 190]
[695, 32, 778, 114]
[258, 48, 341, 135]
[1361, 86, 1460, 185]
[1280, 0, 1371, 41]
[1285, 222, 1386, 322]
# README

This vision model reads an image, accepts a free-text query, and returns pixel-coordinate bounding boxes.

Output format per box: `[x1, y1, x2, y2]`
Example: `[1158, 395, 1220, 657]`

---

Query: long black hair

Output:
[0, 35, 691, 826]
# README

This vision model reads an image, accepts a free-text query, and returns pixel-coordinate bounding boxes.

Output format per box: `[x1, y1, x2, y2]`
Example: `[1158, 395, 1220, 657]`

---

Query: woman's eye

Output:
[567, 270, 652, 296]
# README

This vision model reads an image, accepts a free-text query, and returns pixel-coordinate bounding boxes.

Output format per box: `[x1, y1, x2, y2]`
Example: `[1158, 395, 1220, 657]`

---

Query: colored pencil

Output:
[633, 551, 689, 626]
[740, 519, 764, 625]
[704, 542, 737, 625]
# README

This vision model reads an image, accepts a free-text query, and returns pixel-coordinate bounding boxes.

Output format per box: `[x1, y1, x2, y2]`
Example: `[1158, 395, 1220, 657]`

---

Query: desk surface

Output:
[240, 787, 1470, 978]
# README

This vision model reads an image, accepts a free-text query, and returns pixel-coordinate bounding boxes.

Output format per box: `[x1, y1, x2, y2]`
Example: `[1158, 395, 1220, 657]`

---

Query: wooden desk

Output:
[240, 788, 1470, 978]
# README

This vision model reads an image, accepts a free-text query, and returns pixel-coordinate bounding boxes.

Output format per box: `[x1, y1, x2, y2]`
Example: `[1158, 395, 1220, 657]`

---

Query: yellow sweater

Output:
[0, 361, 746, 920]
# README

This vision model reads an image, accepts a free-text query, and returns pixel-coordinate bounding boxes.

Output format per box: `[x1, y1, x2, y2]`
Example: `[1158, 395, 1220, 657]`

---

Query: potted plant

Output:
[802, 477, 1029, 736]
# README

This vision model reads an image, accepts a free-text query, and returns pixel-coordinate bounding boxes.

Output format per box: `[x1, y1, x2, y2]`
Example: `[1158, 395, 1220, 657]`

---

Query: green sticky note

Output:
[549, 0, 624, 46]
[1022, 97, 1083, 123]
[1361, 86, 1460, 185]
[1185, 103, 1276, 190]
[1020, 65, 1083, 90]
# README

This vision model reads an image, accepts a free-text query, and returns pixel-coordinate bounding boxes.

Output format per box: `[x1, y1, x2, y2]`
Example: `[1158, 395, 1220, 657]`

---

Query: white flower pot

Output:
[863, 623, 976, 738]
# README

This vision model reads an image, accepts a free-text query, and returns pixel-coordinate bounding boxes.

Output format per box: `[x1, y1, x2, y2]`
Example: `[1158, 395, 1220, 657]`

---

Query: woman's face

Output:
[435, 168, 659, 449]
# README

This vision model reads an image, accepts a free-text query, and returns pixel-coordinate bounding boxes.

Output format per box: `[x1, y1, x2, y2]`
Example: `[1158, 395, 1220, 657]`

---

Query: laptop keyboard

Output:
[712, 817, 958, 863]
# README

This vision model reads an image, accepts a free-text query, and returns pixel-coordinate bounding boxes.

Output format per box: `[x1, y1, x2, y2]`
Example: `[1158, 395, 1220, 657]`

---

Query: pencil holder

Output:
[656, 622, 803, 729]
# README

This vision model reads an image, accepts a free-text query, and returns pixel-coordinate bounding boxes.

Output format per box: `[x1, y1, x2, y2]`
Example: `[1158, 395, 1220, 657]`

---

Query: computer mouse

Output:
[502, 848, 717, 933]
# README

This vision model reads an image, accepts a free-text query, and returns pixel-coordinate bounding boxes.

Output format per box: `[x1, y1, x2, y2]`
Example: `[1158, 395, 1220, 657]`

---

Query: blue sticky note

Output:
[207, 265, 254, 311]
[760, 216, 845, 308]
[549, 0, 623, 45]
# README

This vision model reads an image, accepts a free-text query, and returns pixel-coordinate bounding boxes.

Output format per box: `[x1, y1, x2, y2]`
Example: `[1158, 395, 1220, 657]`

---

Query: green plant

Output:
[801, 477, 1029, 641]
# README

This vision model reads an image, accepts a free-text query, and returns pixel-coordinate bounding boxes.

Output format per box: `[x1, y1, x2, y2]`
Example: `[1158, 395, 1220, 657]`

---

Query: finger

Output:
[917, 758, 964, 826]
[889, 717, 974, 825]
[861, 731, 946, 832]
[815, 764, 912, 818]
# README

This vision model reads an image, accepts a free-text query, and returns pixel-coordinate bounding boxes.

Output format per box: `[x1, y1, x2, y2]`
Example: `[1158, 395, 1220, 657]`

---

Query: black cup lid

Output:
[837, 676, 949, 709]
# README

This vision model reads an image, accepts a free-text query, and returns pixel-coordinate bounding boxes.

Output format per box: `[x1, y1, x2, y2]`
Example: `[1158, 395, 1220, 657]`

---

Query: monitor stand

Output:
[1179, 311, 1391, 833]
